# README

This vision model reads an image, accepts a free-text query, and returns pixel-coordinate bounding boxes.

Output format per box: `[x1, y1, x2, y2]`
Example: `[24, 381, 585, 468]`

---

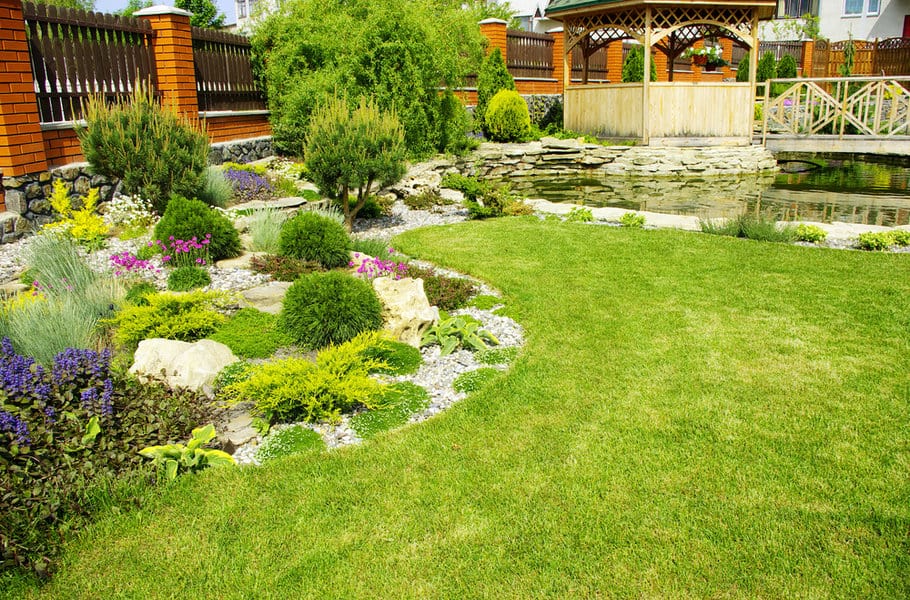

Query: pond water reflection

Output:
[503, 159, 910, 226]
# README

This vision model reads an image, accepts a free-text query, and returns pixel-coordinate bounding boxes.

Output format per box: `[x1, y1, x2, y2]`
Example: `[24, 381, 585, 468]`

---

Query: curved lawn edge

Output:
[22, 218, 910, 598]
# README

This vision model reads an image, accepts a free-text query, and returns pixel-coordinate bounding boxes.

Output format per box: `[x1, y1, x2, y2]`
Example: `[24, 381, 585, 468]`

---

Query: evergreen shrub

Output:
[621, 46, 657, 83]
[476, 48, 516, 135]
[153, 195, 242, 261]
[167, 266, 211, 292]
[484, 90, 531, 142]
[278, 211, 351, 268]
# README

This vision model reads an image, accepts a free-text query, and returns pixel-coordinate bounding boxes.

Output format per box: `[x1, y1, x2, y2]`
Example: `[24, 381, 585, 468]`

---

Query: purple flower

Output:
[0, 409, 30, 446]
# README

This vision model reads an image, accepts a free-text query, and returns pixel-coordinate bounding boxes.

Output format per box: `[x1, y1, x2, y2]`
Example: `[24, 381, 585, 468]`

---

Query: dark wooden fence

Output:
[758, 40, 804, 68]
[192, 27, 266, 111]
[571, 47, 608, 82]
[23, 2, 156, 123]
[506, 30, 554, 78]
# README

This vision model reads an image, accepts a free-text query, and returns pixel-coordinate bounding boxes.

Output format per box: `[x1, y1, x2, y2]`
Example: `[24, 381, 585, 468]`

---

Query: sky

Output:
[94, 0, 238, 25]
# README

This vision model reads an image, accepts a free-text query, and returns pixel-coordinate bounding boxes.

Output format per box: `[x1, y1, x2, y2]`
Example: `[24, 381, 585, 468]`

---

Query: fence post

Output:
[479, 18, 508, 60]
[548, 27, 565, 92]
[0, 0, 49, 191]
[134, 5, 198, 119]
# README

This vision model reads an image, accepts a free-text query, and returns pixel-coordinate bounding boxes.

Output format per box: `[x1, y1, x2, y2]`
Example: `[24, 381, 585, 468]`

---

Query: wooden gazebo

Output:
[545, 0, 776, 145]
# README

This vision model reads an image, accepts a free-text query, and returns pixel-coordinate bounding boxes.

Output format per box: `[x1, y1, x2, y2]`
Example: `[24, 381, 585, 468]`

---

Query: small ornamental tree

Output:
[305, 95, 406, 231]
[621, 46, 658, 83]
[756, 51, 778, 82]
[476, 48, 516, 136]
[777, 54, 798, 79]
[736, 51, 750, 82]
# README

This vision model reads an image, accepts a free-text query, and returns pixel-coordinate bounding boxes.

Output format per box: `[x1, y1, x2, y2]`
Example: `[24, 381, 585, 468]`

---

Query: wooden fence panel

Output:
[192, 27, 266, 111]
[572, 47, 608, 82]
[22, 2, 156, 123]
[874, 38, 910, 76]
[758, 40, 804, 68]
[506, 30, 554, 78]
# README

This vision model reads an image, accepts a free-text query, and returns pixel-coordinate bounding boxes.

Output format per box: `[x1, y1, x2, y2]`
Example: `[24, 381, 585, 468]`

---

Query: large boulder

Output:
[373, 277, 439, 347]
[129, 338, 238, 398]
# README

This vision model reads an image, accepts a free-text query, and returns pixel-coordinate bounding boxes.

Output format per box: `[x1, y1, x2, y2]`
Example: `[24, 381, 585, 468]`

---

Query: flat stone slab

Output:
[241, 281, 292, 314]
[216, 251, 268, 270]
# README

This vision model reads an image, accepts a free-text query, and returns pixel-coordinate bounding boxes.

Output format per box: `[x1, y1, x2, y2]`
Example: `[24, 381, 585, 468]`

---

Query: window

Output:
[778, 0, 817, 18]
[237, 0, 248, 19]
[844, 0, 863, 15]
[867, 0, 880, 15]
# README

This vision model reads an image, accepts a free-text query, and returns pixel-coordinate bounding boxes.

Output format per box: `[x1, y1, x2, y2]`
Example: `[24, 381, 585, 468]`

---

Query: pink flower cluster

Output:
[150, 234, 211, 268]
[110, 251, 160, 277]
[350, 250, 408, 280]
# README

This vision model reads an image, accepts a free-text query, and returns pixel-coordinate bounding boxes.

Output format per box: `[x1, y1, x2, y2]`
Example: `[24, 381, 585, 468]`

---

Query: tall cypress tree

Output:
[476, 48, 515, 135]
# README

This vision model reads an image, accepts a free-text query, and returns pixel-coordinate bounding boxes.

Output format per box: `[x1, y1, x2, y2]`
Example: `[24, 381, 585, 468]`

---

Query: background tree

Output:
[736, 51, 750, 82]
[116, 0, 153, 17]
[253, 0, 483, 159]
[621, 46, 657, 83]
[756, 51, 778, 82]
[33, 0, 95, 10]
[175, 0, 225, 28]
[304, 94, 406, 231]
[476, 48, 515, 136]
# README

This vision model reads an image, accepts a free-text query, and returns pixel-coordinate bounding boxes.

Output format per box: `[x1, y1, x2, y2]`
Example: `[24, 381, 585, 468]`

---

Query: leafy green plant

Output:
[139, 424, 234, 481]
[153, 195, 242, 261]
[476, 47, 516, 135]
[464, 185, 524, 220]
[453, 367, 500, 394]
[619, 212, 646, 228]
[209, 308, 293, 359]
[349, 382, 429, 440]
[222, 332, 389, 423]
[621, 46, 657, 83]
[248, 206, 288, 253]
[565, 207, 594, 223]
[404, 188, 449, 210]
[484, 90, 531, 143]
[441, 173, 490, 202]
[255, 425, 324, 462]
[167, 265, 211, 292]
[856, 230, 910, 251]
[475, 346, 517, 365]
[362, 338, 423, 375]
[278, 211, 351, 269]
[78, 86, 209, 214]
[280, 271, 383, 349]
[403, 264, 477, 311]
[421, 314, 499, 356]
[249, 254, 321, 281]
[197, 166, 233, 208]
[124, 281, 157, 306]
[795, 224, 828, 243]
[736, 51, 750, 82]
[305, 94, 406, 230]
[213, 360, 254, 392]
[351, 238, 399, 259]
[109, 290, 229, 347]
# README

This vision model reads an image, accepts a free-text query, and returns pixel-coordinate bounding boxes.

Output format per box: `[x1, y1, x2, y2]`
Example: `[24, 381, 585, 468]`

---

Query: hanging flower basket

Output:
[692, 54, 708, 67]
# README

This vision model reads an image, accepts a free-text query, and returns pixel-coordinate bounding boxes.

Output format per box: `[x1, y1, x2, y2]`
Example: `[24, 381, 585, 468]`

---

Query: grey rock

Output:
[241, 281, 292, 314]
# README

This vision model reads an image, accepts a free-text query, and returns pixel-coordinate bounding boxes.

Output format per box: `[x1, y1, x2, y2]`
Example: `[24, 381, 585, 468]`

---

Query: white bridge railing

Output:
[760, 76, 910, 142]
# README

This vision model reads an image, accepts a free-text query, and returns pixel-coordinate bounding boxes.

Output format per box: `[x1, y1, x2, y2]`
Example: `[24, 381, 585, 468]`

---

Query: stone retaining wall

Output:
[523, 95, 561, 125]
[0, 136, 275, 237]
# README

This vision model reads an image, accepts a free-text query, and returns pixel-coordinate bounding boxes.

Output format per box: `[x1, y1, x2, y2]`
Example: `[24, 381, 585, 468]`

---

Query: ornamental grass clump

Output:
[248, 206, 288, 253]
[278, 211, 351, 268]
[280, 272, 383, 349]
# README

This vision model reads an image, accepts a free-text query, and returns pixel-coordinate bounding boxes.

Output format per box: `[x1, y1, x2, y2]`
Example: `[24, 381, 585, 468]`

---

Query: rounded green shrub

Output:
[777, 54, 798, 79]
[280, 271, 382, 349]
[484, 90, 531, 143]
[153, 195, 242, 261]
[278, 211, 351, 268]
[621, 45, 657, 83]
[167, 265, 211, 291]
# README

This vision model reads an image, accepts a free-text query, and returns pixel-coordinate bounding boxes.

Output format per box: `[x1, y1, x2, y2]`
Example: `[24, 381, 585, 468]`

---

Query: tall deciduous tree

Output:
[175, 0, 225, 28]
[34, 0, 95, 11]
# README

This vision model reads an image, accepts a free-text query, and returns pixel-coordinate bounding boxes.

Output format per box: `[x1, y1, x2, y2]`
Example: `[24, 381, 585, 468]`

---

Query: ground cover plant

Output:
[22, 219, 910, 598]
[349, 382, 430, 440]
[208, 308, 292, 359]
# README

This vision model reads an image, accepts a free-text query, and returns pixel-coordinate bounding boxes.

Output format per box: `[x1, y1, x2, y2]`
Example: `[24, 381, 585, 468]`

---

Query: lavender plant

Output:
[224, 168, 274, 203]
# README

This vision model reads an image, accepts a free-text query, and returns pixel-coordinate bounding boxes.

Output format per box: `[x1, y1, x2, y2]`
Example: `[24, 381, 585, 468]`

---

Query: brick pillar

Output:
[606, 41, 624, 82]
[479, 18, 508, 60]
[801, 40, 814, 77]
[653, 51, 669, 81]
[135, 6, 198, 118]
[0, 0, 48, 194]
[720, 37, 734, 79]
[691, 39, 704, 82]
[548, 27, 564, 93]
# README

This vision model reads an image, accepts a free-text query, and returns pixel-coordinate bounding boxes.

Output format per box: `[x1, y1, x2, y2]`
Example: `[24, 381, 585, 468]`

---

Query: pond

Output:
[503, 158, 910, 227]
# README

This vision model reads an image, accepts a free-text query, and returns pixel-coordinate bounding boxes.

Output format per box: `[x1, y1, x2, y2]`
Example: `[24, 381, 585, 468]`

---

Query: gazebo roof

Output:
[546, 0, 776, 19]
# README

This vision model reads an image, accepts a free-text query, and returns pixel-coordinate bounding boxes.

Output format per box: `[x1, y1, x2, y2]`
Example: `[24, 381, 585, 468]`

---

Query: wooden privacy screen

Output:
[812, 38, 910, 78]
[23, 2, 156, 123]
[192, 27, 266, 112]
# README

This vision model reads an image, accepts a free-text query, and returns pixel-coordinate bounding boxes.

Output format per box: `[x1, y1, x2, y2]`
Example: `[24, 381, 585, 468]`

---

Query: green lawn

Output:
[21, 219, 910, 598]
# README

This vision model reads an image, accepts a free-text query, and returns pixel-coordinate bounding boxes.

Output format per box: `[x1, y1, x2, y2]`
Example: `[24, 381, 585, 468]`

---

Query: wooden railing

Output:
[23, 2, 156, 123]
[761, 76, 910, 141]
[191, 27, 266, 112]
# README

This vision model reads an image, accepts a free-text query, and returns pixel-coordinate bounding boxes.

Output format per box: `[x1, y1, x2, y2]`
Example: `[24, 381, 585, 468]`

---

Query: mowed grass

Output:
[24, 219, 910, 598]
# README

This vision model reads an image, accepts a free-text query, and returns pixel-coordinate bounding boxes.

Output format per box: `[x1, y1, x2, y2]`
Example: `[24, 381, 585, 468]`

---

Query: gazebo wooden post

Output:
[748, 12, 759, 143]
[642, 7, 653, 144]
[563, 30, 571, 91]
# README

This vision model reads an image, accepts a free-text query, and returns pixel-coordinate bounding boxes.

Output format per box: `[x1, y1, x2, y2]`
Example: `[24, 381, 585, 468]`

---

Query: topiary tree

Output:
[278, 211, 351, 269]
[279, 272, 383, 349]
[777, 54, 798, 79]
[484, 90, 530, 142]
[736, 51, 750, 82]
[621, 46, 658, 83]
[78, 86, 209, 215]
[756, 51, 778, 82]
[153, 195, 242, 261]
[304, 94, 406, 231]
[476, 48, 516, 136]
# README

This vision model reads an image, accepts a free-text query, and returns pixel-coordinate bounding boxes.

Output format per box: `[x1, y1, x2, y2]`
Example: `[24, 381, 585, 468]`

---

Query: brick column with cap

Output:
[479, 18, 508, 59]
[548, 27, 565, 91]
[135, 5, 198, 118]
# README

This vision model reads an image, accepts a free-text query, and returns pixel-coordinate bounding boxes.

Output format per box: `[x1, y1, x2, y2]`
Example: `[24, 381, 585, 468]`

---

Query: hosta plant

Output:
[421, 314, 499, 356]
[139, 424, 234, 481]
